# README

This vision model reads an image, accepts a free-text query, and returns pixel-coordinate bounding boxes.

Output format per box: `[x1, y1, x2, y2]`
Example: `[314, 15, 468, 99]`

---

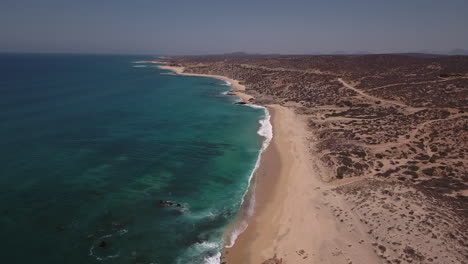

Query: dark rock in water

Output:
[158, 200, 186, 212]
[99, 241, 107, 248]
[159, 200, 174, 207]
[235, 102, 246, 105]
[227, 91, 236, 95]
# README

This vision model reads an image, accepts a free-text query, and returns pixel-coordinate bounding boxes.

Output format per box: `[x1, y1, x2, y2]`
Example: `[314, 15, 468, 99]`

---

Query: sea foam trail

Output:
[224, 104, 273, 249]
[220, 80, 232, 95]
[203, 253, 221, 264]
[176, 241, 222, 264]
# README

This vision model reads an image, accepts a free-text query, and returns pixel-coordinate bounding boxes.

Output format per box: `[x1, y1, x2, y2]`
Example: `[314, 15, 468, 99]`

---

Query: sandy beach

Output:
[154, 62, 381, 263]
[153, 54, 468, 264]
[224, 105, 380, 264]
[154, 63, 253, 104]
[5, 2, 467, 263]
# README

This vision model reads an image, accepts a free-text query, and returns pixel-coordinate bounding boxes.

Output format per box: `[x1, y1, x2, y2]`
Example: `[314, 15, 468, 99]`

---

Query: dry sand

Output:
[225, 105, 380, 264]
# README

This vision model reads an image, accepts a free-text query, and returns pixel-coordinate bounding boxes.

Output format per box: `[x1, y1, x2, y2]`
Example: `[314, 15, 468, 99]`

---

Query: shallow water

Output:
[0, 54, 267, 263]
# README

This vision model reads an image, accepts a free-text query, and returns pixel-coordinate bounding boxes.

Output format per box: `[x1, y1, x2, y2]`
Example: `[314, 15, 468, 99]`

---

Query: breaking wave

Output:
[225, 105, 272, 249]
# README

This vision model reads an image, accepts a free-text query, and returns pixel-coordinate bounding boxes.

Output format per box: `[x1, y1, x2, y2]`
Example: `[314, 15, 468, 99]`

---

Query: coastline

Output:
[153, 62, 272, 256]
[155, 63, 253, 104]
[154, 62, 380, 263]
[224, 105, 380, 264]
[152, 57, 468, 264]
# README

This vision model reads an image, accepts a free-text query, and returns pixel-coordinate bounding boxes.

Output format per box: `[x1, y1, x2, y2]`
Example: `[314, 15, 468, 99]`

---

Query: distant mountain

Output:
[405, 49, 468, 56]
[332, 51, 347, 55]
[322, 50, 373, 55]
[394, 53, 446, 58]
[327, 49, 468, 56]
[221, 51, 283, 57]
[353, 51, 373, 55]
[197, 49, 468, 57]
[447, 49, 468, 55]
[224, 52, 250, 56]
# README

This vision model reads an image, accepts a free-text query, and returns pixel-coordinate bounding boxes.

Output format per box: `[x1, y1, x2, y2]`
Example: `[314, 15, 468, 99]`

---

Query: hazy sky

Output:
[1, 0, 467, 55]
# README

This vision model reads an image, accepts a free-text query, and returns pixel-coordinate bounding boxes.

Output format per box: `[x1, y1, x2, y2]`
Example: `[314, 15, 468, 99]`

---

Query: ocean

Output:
[0, 53, 271, 263]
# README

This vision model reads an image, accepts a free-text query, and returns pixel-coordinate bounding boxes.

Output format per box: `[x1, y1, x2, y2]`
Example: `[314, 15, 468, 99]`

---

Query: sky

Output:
[1, 0, 467, 55]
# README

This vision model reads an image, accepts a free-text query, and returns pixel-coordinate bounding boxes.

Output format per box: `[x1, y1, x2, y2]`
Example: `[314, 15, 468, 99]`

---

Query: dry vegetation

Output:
[161, 54, 468, 264]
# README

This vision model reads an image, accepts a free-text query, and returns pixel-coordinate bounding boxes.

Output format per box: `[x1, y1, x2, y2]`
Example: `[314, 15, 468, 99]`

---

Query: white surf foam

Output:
[203, 252, 221, 264]
[175, 241, 222, 264]
[225, 105, 273, 248]
[184, 208, 218, 221]
[197, 241, 219, 250]
[221, 80, 232, 86]
[177, 104, 273, 264]
[217, 78, 273, 249]
[195, 242, 221, 264]
[254, 107, 273, 149]
[88, 229, 128, 261]
[218, 80, 232, 95]
[143, 72, 271, 263]
[132, 65, 147, 68]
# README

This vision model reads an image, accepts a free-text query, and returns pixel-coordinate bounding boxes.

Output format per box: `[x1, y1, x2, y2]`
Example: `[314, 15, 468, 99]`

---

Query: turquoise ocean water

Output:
[0, 54, 269, 263]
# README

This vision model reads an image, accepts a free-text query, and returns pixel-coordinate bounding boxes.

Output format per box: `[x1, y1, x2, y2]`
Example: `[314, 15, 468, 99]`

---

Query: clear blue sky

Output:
[1, 0, 467, 55]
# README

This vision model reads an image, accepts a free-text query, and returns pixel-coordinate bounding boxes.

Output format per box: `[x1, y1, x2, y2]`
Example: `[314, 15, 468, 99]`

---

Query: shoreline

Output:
[151, 57, 468, 264]
[154, 63, 254, 104]
[224, 105, 381, 264]
[154, 62, 380, 263]
[223, 104, 272, 249]
[153, 61, 274, 255]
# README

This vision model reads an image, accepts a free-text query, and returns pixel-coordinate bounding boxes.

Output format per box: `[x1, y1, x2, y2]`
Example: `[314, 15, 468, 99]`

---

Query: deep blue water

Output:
[0, 54, 266, 263]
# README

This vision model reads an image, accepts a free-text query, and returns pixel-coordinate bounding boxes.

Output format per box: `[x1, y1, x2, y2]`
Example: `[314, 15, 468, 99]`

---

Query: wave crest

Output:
[221, 80, 232, 86]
